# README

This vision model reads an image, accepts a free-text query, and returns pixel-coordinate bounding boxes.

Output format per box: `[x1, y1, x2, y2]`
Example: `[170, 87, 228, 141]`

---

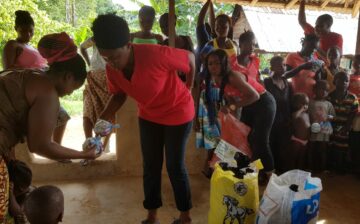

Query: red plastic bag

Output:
[210, 112, 252, 167]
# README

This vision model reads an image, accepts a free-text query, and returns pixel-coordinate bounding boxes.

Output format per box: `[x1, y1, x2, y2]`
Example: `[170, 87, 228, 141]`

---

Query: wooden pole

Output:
[168, 0, 176, 47]
[356, 11, 360, 54]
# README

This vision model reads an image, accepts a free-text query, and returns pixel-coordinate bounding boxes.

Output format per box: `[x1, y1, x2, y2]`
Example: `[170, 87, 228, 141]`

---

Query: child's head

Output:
[270, 56, 285, 75]
[159, 13, 177, 37]
[7, 160, 32, 197]
[239, 31, 256, 55]
[327, 46, 341, 66]
[24, 185, 64, 224]
[215, 14, 231, 38]
[205, 49, 230, 78]
[138, 6, 156, 33]
[352, 54, 360, 75]
[291, 93, 309, 112]
[314, 80, 329, 99]
[333, 71, 350, 92]
[301, 34, 320, 56]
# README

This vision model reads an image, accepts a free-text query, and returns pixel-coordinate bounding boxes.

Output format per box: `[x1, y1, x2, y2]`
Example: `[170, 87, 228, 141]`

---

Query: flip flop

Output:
[171, 219, 192, 224]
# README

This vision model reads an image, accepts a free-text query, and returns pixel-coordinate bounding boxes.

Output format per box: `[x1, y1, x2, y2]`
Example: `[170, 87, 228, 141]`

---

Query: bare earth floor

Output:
[34, 172, 360, 224]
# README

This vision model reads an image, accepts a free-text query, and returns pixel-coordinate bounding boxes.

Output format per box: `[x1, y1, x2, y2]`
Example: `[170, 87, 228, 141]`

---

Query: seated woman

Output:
[195, 49, 259, 178]
[131, 6, 163, 44]
[0, 32, 99, 221]
[231, 31, 276, 184]
[2, 10, 70, 149]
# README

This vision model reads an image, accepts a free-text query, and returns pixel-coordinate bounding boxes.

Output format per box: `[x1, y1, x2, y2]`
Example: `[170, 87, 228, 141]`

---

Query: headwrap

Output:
[38, 32, 78, 65]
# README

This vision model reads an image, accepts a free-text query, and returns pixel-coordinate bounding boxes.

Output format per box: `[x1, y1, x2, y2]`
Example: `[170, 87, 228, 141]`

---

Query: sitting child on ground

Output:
[7, 160, 34, 224]
[283, 93, 310, 171]
[24, 185, 64, 224]
[328, 71, 359, 173]
[308, 80, 335, 172]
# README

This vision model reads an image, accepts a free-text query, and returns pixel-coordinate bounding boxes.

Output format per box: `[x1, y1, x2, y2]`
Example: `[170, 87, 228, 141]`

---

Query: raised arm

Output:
[228, 71, 260, 107]
[197, 0, 211, 27]
[80, 37, 94, 67]
[209, 0, 215, 34]
[27, 88, 98, 160]
[2, 40, 20, 69]
[298, 0, 307, 29]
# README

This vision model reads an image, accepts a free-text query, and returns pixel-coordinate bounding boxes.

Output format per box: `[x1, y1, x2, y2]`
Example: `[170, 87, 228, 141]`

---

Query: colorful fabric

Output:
[328, 91, 359, 149]
[285, 52, 317, 98]
[13, 45, 47, 69]
[106, 44, 194, 125]
[349, 75, 360, 100]
[83, 70, 113, 125]
[196, 81, 221, 150]
[308, 100, 336, 142]
[303, 23, 343, 54]
[0, 157, 10, 224]
[323, 67, 339, 92]
[0, 70, 35, 156]
[37, 32, 78, 65]
[201, 38, 237, 59]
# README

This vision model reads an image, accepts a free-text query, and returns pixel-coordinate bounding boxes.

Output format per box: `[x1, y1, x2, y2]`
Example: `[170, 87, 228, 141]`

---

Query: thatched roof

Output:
[214, 0, 360, 17]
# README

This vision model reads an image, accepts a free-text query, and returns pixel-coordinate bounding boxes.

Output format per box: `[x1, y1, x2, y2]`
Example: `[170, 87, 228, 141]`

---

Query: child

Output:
[7, 160, 34, 224]
[328, 71, 359, 173]
[284, 93, 310, 171]
[348, 56, 360, 175]
[319, 46, 342, 92]
[308, 80, 335, 172]
[24, 185, 64, 224]
[264, 56, 293, 172]
[195, 50, 224, 178]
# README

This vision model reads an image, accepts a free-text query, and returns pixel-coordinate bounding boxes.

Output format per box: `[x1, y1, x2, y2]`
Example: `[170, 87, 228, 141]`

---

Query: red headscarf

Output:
[37, 32, 78, 65]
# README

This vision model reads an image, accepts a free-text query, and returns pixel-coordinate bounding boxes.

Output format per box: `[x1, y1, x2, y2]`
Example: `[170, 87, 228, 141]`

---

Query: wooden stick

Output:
[356, 7, 360, 54]
[285, 0, 299, 9]
[321, 0, 331, 9]
[169, 0, 176, 47]
[353, 0, 360, 18]
[250, 0, 258, 6]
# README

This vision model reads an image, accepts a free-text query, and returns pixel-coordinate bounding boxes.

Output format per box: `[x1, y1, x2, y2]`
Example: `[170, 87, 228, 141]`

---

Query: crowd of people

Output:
[0, 0, 359, 223]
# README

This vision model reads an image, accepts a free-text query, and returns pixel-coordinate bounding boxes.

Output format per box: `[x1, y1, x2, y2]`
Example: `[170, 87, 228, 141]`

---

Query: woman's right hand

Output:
[82, 145, 102, 160]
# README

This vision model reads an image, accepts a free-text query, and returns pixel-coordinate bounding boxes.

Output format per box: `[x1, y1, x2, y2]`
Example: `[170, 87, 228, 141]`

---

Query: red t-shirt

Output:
[285, 52, 316, 98]
[106, 44, 194, 125]
[303, 23, 343, 54]
[230, 55, 266, 94]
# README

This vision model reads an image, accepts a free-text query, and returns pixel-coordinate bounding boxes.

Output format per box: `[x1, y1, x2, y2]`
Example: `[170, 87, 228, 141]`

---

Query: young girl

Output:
[308, 80, 335, 172]
[195, 49, 259, 178]
[284, 93, 310, 171]
[131, 6, 163, 44]
[264, 56, 293, 172]
[232, 31, 276, 184]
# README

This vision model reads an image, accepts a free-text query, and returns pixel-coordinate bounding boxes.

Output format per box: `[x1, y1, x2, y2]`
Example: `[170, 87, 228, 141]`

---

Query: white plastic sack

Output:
[256, 170, 322, 224]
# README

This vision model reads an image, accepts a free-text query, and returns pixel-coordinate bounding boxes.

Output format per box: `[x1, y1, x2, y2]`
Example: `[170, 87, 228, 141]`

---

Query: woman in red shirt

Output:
[92, 14, 195, 224]
[231, 31, 276, 184]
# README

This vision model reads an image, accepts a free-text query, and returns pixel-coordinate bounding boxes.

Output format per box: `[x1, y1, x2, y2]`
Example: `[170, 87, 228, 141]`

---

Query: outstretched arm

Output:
[209, 0, 215, 34]
[283, 62, 313, 79]
[100, 93, 127, 122]
[27, 89, 98, 160]
[186, 52, 196, 89]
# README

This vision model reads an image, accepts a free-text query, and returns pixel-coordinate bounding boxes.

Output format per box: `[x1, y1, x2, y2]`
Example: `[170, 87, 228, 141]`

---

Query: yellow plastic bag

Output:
[208, 161, 263, 224]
